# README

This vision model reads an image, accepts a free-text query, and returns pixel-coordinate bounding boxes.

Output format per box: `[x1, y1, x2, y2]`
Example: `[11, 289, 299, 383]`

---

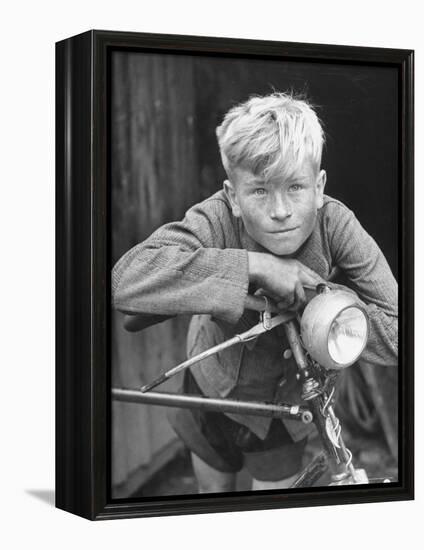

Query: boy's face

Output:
[224, 159, 326, 256]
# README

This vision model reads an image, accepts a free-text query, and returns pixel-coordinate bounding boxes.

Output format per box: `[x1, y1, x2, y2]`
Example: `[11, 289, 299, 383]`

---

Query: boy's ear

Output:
[223, 179, 242, 217]
[315, 169, 327, 209]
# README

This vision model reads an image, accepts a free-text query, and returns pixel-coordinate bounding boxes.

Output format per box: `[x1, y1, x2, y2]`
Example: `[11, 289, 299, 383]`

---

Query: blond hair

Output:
[216, 92, 325, 182]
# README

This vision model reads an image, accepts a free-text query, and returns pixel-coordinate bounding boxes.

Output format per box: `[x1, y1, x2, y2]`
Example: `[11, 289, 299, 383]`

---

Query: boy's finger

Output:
[299, 265, 325, 286]
[276, 282, 305, 312]
[276, 294, 294, 312]
[254, 287, 281, 303]
[290, 281, 306, 311]
[246, 294, 279, 313]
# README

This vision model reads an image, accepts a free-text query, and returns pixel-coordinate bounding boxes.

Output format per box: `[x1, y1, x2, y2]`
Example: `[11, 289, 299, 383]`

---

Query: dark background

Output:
[111, 51, 398, 497]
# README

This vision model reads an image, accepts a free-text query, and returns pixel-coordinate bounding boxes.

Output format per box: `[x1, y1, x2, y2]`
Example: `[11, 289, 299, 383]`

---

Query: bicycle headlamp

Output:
[300, 287, 369, 370]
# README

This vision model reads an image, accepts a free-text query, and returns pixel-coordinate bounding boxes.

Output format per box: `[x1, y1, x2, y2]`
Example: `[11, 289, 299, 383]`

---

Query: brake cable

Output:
[140, 308, 295, 393]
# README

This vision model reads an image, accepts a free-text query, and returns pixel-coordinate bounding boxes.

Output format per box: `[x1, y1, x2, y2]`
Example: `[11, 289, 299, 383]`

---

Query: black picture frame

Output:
[55, 29, 414, 520]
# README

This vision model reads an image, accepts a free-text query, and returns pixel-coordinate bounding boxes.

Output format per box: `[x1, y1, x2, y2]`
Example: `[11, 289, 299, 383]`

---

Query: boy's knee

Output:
[197, 478, 236, 493]
[191, 452, 236, 493]
[251, 471, 300, 491]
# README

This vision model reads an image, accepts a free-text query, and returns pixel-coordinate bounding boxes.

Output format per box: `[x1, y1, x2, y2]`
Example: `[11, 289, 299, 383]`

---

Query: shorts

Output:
[167, 370, 307, 481]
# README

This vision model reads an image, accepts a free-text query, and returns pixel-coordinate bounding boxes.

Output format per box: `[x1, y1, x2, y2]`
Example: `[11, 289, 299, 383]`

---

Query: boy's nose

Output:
[270, 193, 292, 220]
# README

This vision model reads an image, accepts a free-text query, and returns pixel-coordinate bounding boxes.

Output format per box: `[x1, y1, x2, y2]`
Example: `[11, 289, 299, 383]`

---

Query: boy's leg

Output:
[191, 452, 237, 493]
[242, 420, 308, 490]
[167, 370, 243, 493]
[251, 472, 300, 490]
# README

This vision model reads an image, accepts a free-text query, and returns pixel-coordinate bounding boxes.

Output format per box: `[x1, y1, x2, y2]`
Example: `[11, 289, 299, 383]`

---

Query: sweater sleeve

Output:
[112, 196, 249, 325]
[325, 201, 398, 367]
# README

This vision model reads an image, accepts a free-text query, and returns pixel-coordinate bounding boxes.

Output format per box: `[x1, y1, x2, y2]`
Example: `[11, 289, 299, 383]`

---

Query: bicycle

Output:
[112, 283, 392, 488]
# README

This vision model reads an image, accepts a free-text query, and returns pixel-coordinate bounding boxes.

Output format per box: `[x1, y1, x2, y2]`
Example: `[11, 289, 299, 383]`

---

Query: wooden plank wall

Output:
[111, 52, 198, 491]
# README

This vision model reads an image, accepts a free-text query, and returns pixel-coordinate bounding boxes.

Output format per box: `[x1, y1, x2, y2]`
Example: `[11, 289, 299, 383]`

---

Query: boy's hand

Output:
[248, 252, 325, 312]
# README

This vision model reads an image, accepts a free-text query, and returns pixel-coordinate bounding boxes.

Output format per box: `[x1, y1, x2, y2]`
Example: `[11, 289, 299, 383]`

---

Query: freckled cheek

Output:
[241, 202, 266, 223]
[300, 210, 318, 232]
[243, 211, 268, 235]
[245, 215, 262, 232]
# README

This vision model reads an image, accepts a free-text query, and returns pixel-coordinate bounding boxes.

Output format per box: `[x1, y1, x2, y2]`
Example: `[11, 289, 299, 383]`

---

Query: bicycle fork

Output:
[284, 320, 369, 487]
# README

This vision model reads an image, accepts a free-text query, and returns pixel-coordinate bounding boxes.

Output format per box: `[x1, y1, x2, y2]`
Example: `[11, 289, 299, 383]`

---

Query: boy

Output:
[112, 92, 398, 492]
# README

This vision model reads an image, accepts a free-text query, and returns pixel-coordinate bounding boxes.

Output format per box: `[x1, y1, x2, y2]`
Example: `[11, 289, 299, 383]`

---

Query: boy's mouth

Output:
[267, 226, 299, 234]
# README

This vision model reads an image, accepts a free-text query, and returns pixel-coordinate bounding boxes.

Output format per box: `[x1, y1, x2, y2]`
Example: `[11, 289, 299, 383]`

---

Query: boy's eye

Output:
[254, 188, 267, 196]
[289, 184, 302, 192]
